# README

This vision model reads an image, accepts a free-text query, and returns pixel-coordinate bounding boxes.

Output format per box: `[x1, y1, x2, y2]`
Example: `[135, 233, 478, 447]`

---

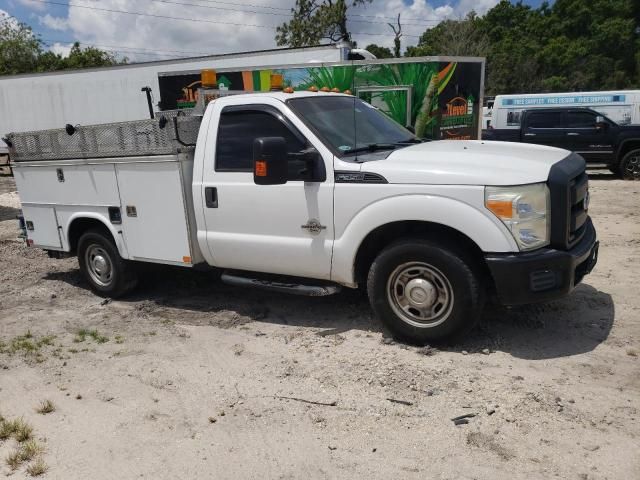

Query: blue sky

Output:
[1, 0, 547, 61]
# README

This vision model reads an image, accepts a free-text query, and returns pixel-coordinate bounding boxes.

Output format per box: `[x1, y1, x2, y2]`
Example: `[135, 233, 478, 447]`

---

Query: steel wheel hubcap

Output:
[85, 245, 113, 287]
[387, 262, 454, 328]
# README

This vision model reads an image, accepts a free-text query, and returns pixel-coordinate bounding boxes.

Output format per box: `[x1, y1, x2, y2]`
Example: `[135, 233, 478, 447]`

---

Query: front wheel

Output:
[620, 149, 640, 180]
[367, 239, 484, 344]
[77, 229, 138, 297]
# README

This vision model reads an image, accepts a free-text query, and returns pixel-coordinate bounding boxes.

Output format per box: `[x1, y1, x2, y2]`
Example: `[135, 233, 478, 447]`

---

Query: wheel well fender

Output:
[352, 221, 492, 286]
[66, 214, 127, 258]
[617, 139, 640, 160]
[331, 194, 516, 286]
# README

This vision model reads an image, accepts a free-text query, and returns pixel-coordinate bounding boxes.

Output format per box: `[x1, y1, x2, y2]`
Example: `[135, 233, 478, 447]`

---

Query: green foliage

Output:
[406, 12, 489, 58]
[298, 66, 355, 91]
[0, 13, 125, 75]
[356, 63, 439, 130]
[0, 13, 40, 75]
[276, 0, 372, 47]
[408, 0, 640, 94]
[364, 43, 393, 59]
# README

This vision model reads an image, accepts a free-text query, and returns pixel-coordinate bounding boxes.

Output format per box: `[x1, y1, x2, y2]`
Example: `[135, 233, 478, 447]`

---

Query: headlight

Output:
[485, 183, 550, 251]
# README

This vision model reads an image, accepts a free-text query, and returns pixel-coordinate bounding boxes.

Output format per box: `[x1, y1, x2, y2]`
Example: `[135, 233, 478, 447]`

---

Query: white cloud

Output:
[1, 8, 21, 29]
[49, 41, 72, 56]
[39, 14, 68, 31]
[30, 0, 498, 62]
[17, 0, 47, 12]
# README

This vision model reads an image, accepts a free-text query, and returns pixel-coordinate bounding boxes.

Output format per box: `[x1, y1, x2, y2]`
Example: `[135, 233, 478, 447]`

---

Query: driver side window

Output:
[215, 109, 308, 179]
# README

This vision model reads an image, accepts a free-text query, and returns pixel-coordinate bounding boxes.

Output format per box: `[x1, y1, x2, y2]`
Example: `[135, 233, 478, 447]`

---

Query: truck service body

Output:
[7, 90, 599, 344]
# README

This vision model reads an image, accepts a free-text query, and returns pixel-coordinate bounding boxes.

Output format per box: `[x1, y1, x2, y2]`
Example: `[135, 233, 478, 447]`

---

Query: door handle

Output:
[524, 133, 536, 137]
[205, 187, 218, 208]
[566, 132, 580, 136]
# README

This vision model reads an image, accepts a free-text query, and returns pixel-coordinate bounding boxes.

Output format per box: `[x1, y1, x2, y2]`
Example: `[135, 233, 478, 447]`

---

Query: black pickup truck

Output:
[483, 107, 640, 179]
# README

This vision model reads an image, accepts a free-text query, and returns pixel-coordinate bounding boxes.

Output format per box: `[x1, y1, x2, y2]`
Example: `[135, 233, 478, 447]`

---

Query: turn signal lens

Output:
[486, 200, 513, 219]
[255, 160, 267, 177]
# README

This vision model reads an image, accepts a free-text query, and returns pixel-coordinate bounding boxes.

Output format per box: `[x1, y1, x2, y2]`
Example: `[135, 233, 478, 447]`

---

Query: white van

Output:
[492, 91, 640, 129]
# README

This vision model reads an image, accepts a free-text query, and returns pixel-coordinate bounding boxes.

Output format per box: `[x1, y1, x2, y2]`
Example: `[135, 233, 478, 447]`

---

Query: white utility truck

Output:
[6, 88, 599, 344]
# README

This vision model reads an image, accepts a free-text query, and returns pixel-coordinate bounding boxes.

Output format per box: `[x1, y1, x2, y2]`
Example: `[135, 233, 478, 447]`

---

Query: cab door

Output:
[564, 110, 614, 162]
[199, 100, 334, 280]
[521, 110, 567, 149]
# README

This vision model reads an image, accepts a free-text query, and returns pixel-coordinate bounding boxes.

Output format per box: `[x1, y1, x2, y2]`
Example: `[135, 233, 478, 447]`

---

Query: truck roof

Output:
[216, 91, 352, 103]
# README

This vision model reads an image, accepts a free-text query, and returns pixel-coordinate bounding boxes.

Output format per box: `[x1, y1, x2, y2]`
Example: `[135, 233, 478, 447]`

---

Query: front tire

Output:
[367, 239, 484, 344]
[77, 229, 138, 297]
[620, 149, 640, 180]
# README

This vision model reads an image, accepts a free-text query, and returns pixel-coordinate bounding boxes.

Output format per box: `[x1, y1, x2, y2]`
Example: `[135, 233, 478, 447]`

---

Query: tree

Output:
[62, 42, 124, 69]
[406, 12, 489, 58]
[407, 0, 640, 95]
[1, 12, 125, 75]
[275, 0, 372, 47]
[364, 43, 393, 59]
[0, 12, 40, 75]
[388, 14, 402, 58]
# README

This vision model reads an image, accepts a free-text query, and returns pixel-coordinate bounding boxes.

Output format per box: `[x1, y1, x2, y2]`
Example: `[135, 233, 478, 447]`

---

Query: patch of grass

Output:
[14, 418, 34, 442]
[0, 419, 14, 440]
[115, 335, 124, 344]
[68, 348, 79, 354]
[26, 457, 48, 477]
[36, 400, 55, 415]
[5, 449, 22, 470]
[0, 332, 57, 358]
[74, 329, 108, 344]
[19, 440, 43, 462]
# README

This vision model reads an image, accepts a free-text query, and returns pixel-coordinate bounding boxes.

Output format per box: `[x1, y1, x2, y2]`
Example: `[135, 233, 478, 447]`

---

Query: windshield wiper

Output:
[344, 143, 398, 155]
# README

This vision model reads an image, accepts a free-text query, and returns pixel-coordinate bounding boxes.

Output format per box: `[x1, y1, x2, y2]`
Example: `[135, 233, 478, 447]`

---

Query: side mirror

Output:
[253, 137, 288, 185]
[296, 148, 326, 182]
[595, 116, 607, 129]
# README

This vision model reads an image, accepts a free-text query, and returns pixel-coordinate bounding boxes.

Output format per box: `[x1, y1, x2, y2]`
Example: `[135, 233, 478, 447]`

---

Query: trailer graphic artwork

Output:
[158, 59, 483, 140]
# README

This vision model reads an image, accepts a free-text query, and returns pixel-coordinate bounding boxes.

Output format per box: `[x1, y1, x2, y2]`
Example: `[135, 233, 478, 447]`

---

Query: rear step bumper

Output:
[221, 273, 341, 297]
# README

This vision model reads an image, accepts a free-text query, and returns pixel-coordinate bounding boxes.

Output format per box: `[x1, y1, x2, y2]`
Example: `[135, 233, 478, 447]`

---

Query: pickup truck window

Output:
[526, 111, 564, 129]
[215, 109, 306, 173]
[288, 96, 414, 158]
[566, 111, 597, 128]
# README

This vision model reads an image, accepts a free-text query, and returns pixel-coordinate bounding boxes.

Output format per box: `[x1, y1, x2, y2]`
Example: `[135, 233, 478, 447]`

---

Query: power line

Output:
[31, 0, 425, 37]
[141, 0, 439, 27]
[42, 38, 215, 56]
[138, 0, 444, 23]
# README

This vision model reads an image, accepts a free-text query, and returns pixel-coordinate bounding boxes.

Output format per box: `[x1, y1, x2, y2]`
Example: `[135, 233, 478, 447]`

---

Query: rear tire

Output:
[367, 239, 484, 345]
[77, 229, 138, 298]
[620, 149, 640, 180]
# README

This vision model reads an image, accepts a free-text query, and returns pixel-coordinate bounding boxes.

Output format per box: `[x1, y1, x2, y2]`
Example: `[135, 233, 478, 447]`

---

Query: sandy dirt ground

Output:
[0, 170, 638, 479]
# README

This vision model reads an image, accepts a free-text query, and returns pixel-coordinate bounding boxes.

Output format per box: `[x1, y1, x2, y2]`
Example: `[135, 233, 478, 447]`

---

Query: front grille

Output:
[548, 153, 588, 250]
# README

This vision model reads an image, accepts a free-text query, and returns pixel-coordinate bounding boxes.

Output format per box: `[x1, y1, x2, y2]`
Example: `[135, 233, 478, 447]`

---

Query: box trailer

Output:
[156, 56, 485, 141]
[491, 90, 640, 129]
[0, 43, 357, 155]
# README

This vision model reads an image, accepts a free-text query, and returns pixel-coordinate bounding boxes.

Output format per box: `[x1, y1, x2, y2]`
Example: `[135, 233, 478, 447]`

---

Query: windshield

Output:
[287, 96, 415, 157]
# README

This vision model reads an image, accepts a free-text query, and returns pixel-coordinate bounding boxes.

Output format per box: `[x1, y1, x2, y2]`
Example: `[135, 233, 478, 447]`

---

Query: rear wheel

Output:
[620, 149, 640, 180]
[367, 239, 484, 344]
[78, 229, 138, 297]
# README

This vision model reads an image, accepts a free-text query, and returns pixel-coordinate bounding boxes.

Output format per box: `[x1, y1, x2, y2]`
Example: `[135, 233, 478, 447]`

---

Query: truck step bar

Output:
[220, 272, 341, 297]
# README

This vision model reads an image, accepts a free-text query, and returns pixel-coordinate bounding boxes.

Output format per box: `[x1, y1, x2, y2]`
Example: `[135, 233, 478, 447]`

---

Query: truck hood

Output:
[362, 140, 571, 185]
